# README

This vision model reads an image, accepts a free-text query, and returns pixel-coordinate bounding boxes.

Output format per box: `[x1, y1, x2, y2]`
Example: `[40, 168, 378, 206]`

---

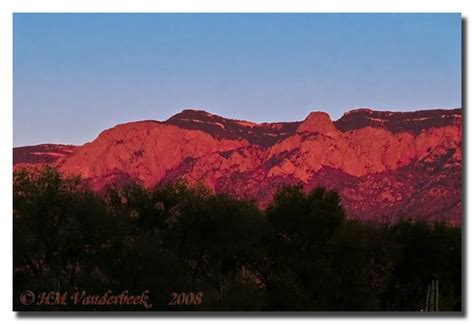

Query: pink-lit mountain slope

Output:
[14, 108, 462, 224]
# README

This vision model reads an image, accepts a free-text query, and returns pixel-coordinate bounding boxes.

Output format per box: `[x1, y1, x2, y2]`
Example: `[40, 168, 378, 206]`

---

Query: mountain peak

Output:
[181, 108, 213, 114]
[335, 108, 462, 133]
[342, 108, 374, 117]
[168, 109, 217, 121]
[297, 111, 338, 135]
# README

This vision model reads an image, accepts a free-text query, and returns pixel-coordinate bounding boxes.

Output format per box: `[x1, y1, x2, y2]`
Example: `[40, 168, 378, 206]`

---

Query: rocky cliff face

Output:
[13, 108, 462, 224]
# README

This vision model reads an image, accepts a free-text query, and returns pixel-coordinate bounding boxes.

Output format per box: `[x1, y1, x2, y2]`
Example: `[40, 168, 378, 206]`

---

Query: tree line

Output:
[13, 167, 462, 311]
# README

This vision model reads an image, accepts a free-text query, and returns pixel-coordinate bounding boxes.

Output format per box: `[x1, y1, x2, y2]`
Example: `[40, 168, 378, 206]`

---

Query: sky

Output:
[13, 13, 461, 146]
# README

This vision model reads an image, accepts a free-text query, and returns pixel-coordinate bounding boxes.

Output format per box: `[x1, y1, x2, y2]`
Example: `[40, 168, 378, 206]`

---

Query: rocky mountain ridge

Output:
[13, 108, 462, 224]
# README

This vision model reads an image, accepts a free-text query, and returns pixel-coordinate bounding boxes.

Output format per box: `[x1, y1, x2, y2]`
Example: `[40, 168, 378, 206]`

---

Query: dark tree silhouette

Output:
[13, 168, 461, 312]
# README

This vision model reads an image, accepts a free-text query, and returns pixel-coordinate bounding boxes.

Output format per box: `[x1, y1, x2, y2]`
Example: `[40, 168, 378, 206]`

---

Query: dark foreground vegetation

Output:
[13, 167, 461, 311]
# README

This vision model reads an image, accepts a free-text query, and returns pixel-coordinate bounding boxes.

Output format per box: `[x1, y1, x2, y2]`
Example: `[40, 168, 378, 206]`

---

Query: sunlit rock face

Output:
[14, 108, 462, 224]
[296, 111, 340, 136]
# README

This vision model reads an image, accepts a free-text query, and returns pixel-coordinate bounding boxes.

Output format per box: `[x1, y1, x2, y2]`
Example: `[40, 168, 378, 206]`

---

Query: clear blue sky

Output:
[13, 13, 461, 146]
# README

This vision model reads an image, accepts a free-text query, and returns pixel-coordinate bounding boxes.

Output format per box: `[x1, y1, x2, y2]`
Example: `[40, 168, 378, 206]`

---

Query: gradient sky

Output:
[13, 13, 461, 146]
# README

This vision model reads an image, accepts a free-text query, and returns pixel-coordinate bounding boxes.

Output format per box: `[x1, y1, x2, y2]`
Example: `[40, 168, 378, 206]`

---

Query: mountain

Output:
[13, 144, 76, 169]
[13, 108, 462, 224]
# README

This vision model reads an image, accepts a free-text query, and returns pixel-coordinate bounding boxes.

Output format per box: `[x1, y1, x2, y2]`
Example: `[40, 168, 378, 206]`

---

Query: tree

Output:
[13, 167, 117, 310]
[263, 185, 346, 310]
